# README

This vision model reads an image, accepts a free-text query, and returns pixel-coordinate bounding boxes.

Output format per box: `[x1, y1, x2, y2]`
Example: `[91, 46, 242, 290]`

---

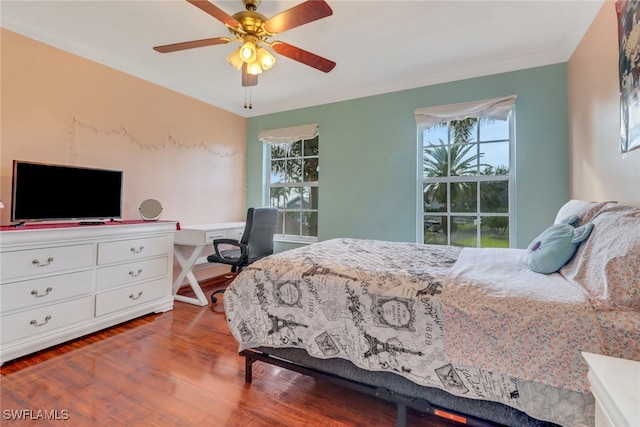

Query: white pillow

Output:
[554, 200, 616, 225]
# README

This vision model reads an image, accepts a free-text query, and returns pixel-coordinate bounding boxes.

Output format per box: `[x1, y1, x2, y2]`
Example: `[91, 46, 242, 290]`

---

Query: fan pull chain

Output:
[244, 88, 253, 109]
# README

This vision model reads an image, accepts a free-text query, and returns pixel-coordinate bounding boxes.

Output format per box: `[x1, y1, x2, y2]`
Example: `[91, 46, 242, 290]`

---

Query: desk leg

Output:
[173, 244, 209, 306]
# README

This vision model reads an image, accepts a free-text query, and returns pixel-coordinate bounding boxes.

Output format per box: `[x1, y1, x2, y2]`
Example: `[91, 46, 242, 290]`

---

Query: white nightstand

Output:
[582, 352, 640, 427]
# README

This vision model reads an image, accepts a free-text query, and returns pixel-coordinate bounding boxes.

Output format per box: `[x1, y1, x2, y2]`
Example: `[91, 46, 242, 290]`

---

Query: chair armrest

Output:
[213, 238, 248, 266]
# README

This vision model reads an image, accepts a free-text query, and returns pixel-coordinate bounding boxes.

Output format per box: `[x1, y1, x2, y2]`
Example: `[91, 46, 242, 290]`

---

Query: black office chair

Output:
[207, 207, 278, 303]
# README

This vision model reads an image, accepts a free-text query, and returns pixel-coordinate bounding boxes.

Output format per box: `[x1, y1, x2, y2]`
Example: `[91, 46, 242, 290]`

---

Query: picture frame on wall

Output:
[616, 0, 640, 153]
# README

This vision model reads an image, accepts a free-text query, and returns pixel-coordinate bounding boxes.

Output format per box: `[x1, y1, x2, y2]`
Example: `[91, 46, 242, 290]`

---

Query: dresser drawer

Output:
[95, 278, 168, 317]
[97, 235, 170, 265]
[1, 270, 93, 313]
[1, 296, 93, 345]
[96, 257, 168, 291]
[1, 244, 95, 282]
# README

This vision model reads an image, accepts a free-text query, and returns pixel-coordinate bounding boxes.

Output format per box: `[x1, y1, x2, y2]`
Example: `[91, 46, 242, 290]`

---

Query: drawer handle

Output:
[129, 269, 143, 277]
[129, 291, 143, 300]
[31, 287, 53, 297]
[130, 246, 145, 254]
[30, 315, 52, 327]
[32, 257, 54, 267]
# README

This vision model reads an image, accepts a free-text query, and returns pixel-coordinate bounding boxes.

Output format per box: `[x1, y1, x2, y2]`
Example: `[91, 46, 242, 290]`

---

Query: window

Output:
[261, 124, 319, 242]
[416, 96, 515, 248]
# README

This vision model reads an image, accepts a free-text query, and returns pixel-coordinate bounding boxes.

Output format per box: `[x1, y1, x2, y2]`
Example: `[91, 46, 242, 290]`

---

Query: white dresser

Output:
[0, 221, 177, 364]
[582, 352, 640, 427]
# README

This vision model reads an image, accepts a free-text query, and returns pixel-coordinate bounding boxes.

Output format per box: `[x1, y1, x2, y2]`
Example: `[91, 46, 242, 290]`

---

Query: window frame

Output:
[417, 114, 515, 248]
[264, 136, 319, 244]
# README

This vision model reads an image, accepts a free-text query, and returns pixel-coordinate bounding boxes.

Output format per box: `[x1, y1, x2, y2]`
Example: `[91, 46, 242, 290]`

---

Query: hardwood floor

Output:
[1, 284, 461, 426]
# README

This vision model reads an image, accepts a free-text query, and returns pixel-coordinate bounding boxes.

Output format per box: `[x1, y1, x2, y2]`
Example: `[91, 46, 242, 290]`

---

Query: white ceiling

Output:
[1, 0, 604, 118]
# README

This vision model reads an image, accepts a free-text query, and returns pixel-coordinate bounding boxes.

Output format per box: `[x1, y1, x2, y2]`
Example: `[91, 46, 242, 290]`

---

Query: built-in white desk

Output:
[173, 222, 245, 306]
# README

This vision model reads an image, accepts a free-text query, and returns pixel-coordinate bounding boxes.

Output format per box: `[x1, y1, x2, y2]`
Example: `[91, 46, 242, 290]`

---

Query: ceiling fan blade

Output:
[264, 0, 332, 34]
[271, 41, 335, 73]
[242, 64, 258, 87]
[186, 0, 239, 28]
[153, 37, 230, 53]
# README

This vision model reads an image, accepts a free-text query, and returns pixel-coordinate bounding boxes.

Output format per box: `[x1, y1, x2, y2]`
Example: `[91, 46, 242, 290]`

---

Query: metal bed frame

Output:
[241, 348, 508, 427]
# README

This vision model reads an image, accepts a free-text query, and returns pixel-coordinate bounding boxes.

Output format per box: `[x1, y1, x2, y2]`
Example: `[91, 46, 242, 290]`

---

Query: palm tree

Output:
[423, 142, 482, 195]
[269, 186, 290, 208]
[423, 141, 483, 235]
[423, 118, 484, 236]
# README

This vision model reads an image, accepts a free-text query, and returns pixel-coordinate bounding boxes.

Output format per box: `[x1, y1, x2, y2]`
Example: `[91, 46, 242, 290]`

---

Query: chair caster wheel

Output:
[210, 289, 225, 305]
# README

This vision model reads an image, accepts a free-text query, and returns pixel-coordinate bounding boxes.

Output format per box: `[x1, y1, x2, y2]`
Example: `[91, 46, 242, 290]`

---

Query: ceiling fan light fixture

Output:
[257, 47, 276, 70]
[246, 60, 263, 75]
[153, 0, 336, 100]
[240, 38, 258, 63]
[226, 48, 244, 70]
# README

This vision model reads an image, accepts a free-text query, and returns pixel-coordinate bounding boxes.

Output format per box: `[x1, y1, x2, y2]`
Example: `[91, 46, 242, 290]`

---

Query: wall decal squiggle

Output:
[69, 117, 239, 164]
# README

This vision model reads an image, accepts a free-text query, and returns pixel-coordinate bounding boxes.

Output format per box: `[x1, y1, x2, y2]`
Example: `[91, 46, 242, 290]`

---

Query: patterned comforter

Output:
[224, 238, 595, 427]
[442, 247, 604, 393]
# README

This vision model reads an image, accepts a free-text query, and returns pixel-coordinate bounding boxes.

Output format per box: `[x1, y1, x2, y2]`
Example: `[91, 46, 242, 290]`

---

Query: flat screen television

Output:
[11, 160, 123, 222]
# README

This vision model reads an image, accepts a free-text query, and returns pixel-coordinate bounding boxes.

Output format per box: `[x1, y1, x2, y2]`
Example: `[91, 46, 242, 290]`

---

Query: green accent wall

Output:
[247, 63, 569, 250]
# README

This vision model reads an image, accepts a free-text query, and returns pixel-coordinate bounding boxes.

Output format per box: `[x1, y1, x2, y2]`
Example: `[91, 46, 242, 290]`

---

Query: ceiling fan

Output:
[153, 0, 336, 88]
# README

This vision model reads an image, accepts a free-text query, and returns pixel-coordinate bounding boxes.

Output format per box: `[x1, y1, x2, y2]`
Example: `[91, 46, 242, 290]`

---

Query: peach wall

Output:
[568, 0, 640, 205]
[1, 29, 248, 280]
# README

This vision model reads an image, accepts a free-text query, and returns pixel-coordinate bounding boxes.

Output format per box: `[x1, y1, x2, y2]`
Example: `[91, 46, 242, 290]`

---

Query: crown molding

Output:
[2, 0, 602, 119]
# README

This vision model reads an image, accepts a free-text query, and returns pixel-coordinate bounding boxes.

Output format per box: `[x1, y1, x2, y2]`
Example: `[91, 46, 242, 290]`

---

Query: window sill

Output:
[274, 235, 318, 244]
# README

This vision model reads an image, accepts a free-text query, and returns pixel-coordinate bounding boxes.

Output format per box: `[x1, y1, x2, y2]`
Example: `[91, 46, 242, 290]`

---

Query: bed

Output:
[222, 201, 640, 427]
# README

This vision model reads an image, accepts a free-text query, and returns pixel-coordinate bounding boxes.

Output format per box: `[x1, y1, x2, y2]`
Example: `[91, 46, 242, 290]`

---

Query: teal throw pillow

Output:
[526, 215, 594, 274]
